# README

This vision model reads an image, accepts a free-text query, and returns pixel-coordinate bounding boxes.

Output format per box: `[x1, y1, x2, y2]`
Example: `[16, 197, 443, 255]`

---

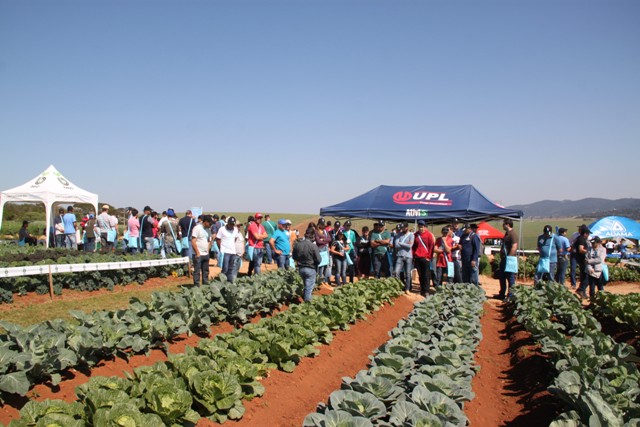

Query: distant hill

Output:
[507, 198, 640, 219]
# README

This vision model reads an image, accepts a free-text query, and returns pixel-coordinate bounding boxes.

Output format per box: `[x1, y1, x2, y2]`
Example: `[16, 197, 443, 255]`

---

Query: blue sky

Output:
[1, 0, 638, 214]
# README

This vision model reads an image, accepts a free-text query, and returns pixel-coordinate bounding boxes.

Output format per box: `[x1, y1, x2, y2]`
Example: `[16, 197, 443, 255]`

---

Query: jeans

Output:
[276, 254, 290, 270]
[587, 274, 604, 297]
[534, 261, 557, 284]
[372, 253, 390, 278]
[395, 256, 413, 291]
[570, 255, 577, 287]
[434, 266, 451, 287]
[143, 237, 155, 254]
[499, 266, 515, 297]
[183, 238, 194, 258]
[164, 239, 178, 257]
[556, 255, 568, 285]
[56, 234, 65, 248]
[265, 243, 274, 264]
[577, 262, 590, 294]
[100, 232, 115, 252]
[461, 260, 479, 285]
[84, 238, 96, 252]
[414, 257, 431, 295]
[333, 257, 347, 286]
[222, 253, 238, 281]
[65, 233, 77, 249]
[193, 254, 210, 285]
[250, 248, 264, 275]
[299, 267, 316, 301]
[453, 259, 462, 283]
[232, 256, 242, 281]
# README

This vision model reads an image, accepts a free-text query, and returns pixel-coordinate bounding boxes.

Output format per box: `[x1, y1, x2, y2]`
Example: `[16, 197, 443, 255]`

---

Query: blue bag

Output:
[107, 229, 117, 243]
[319, 250, 329, 267]
[247, 245, 254, 261]
[505, 256, 518, 273]
[447, 261, 454, 277]
[602, 263, 609, 282]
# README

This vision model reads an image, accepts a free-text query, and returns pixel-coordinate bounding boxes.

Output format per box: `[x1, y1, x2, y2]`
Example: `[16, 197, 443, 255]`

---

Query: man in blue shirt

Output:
[460, 224, 482, 285]
[555, 228, 571, 285]
[534, 225, 562, 284]
[269, 219, 291, 269]
[62, 206, 78, 249]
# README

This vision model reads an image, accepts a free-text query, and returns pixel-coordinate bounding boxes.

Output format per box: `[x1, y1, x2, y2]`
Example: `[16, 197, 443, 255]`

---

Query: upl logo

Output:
[392, 191, 453, 206]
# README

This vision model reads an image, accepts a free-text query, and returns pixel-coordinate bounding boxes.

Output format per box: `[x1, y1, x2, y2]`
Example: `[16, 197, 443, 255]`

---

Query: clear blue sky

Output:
[1, 0, 638, 214]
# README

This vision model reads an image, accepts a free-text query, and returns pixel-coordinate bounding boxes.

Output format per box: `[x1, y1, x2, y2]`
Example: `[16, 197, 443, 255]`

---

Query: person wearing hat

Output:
[293, 227, 322, 301]
[393, 222, 414, 294]
[270, 219, 292, 269]
[413, 220, 435, 295]
[178, 210, 197, 258]
[584, 236, 606, 298]
[370, 221, 391, 279]
[97, 204, 118, 253]
[574, 225, 592, 299]
[460, 224, 481, 285]
[497, 219, 518, 300]
[534, 225, 562, 285]
[18, 220, 37, 246]
[191, 215, 214, 286]
[160, 209, 180, 257]
[247, 213, 268, 275]
[216, 216, 240, 281]
[53, 207, 66, 248]
[555, 228, 571, 286]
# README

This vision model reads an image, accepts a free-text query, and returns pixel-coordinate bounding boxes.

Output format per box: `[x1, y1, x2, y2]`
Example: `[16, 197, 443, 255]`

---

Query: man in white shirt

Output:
[191, 215, 213, 286]
[216, 216, 240, 282]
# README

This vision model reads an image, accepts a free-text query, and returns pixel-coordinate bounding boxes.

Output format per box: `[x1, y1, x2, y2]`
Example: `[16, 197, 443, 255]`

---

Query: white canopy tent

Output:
[0, 165, 99, 247]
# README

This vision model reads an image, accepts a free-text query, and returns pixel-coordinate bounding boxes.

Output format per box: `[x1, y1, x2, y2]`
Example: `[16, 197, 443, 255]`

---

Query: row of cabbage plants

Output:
[304, 283, 485, 427]
[591, 291, 640, 333]
[511, 282, 640, 426]
[0, 251, 188, 304]
[0, 269, 303, 401]
[4, 277, 403, 427]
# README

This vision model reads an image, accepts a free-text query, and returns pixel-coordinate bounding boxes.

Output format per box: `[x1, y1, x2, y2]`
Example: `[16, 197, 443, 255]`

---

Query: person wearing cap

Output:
[293, 227, 322, 301]
[138, 206, 155, 255]
[342, 220, 359, 283]
[555, 227, 571, 286]
[393, 222, 414, 294]
[216, 216, 240, 281]
[270, 219, 292, 269]
[62, 206, 78, 250]
[191, 215, 214, 286]
[18, 220, 37, 246]
[246, 213, 268, 275]
[262, 214, 277, 264]
[497, 219, 518, 300]
[584, 236, 606, 298]
[413, 220, 435, 295]
[460, 224, 481, 285]
[53, 207, 66, 248]
[97, 205, 118, 252]
[370, 221, 391, 279]
[574, 225, 592, 299]
[534, 225, 562, 285]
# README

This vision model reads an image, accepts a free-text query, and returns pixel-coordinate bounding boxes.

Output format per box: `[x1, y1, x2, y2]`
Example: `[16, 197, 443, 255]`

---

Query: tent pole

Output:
[518, 218, 524, 282]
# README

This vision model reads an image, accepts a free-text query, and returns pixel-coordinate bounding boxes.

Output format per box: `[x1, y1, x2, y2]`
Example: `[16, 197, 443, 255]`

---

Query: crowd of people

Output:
[37, 206, 627, 302]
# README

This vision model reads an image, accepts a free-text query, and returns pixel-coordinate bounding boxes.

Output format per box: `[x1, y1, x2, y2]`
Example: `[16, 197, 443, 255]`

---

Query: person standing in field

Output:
[497, 219, 518, 300]
[584, 236, 606, 298]
[342, 220, 359, 283]
[179, 210, 196, 258]
[534, 225, 562, 284]
[574, 225, 592, 299]
[330, 229, 349, 286]
[97, 204, 118, 252]
[413, 220, 435, 295]
[216, 216, 240, 281]
[247, 212, 268, 276]
[83, 214, 97, 252]
[555, 227, 571, 286]
[434, 227, 453, 288]
[63, 206, 78, 250]
[53, 207, 66, 248]
[293, 227, 322, 301]
[126, 208, 140, 254]
[270, 219, 292, 269]
[370, 221, 391, 278]
[263, 214, 277, 264]
[315, 217, 332, 283]
[450, 219, 463, 283]
[356, 226, 372, 279]
[460, 223, 481, 285]
[394, 222, 414, 294]
[191, 215, 213, 286]
[233, 222, 246, 281]
[160, 209, 180, 256]
[138, 206, 155, 255]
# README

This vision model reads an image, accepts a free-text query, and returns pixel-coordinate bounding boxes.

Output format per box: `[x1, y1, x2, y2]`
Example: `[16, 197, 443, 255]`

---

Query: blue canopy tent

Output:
[319, 185, 523, 224]
[588, 216, 640, 242]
